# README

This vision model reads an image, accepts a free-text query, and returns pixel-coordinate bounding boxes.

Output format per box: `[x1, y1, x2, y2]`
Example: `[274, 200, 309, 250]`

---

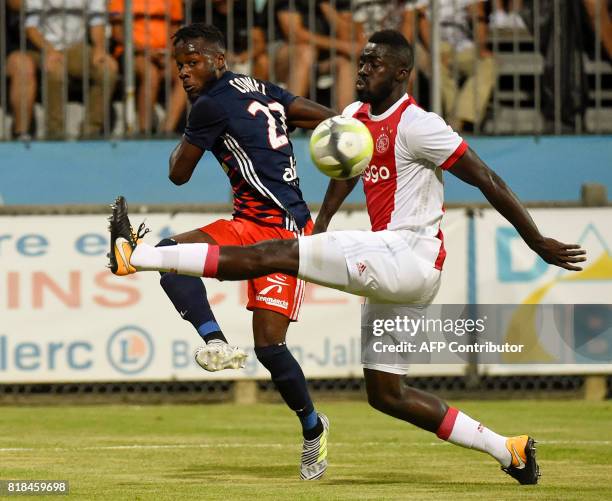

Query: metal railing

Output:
[1, 0, 611, 141]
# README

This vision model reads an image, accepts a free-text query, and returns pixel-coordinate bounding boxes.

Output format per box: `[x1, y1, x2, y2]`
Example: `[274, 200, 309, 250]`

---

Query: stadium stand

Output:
[2, 0, 612, 139]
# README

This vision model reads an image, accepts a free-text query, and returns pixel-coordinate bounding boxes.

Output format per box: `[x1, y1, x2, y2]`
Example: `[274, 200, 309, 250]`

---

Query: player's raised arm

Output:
[448, 148, 587, 271]
[313, 177, 360, 234]
[286, 96, 336, 130]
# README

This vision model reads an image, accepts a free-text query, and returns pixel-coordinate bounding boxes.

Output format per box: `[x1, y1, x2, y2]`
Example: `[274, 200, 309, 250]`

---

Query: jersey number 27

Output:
[248, 101, 289, 149]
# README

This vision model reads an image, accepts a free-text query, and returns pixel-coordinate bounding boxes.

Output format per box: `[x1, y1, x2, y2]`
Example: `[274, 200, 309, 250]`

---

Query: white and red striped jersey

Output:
[343, 94, 467, 270]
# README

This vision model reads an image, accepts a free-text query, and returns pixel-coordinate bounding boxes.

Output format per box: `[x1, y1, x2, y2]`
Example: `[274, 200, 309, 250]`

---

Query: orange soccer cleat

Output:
[107, 195, 149, 276]
[502, 435, 541, 485]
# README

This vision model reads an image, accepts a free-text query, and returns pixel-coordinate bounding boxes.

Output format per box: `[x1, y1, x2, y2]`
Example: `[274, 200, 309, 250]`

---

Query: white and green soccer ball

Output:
[309, 116, 373, 180]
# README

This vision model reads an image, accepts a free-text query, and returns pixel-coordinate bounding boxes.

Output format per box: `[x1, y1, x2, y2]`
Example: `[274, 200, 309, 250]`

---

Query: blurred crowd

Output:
[1, 0, 611, 140]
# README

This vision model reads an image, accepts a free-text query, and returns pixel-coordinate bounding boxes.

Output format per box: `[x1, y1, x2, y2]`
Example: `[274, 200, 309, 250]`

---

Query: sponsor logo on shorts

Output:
[255, 295, 289, 309]
[258, 274, 288, 296]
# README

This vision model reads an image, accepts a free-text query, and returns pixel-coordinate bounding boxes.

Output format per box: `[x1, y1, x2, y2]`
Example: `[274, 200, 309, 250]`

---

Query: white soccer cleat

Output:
[300, 413, 330, 480]
[194, 341, 248, 372]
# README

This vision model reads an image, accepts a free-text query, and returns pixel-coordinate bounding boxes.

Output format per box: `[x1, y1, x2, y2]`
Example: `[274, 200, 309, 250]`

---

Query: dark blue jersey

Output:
[184, 71, 310, 231]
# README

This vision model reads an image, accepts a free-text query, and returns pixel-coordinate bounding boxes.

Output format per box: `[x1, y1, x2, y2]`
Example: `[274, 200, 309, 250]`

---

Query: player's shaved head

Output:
[367, 29, 414, 71]
[356, 29, 415, 112]
[173, 23, 227, 100]
[173, 23, 226, 53]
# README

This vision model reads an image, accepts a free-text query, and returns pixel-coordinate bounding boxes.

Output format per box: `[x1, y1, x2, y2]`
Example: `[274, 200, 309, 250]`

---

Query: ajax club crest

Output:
[376, 125, 392, 154]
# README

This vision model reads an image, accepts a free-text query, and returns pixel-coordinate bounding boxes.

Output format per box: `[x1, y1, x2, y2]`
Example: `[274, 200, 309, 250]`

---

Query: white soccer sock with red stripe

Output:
[131, 243, 219, 277]
[436, 407, 512, 467]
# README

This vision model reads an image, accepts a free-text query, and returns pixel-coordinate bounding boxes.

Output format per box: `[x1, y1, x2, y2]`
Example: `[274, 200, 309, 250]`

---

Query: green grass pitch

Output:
[1, 400, 611, 500]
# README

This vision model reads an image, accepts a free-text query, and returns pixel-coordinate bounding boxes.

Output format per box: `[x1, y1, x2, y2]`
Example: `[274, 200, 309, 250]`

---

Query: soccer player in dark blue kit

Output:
[108, 23, 335, 480]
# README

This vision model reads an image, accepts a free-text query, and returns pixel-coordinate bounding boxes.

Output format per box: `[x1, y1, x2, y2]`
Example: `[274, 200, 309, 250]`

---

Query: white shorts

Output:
[298, 229, 442, 376]
[298, 229, 441, 303]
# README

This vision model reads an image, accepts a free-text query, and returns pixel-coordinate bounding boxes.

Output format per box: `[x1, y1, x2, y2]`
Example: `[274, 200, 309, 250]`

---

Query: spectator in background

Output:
[109, 0, 185, 135]
[490, 0, 527, 29]
[583, 0, 612, 61]
[417, 0, 496, 131]
[4, 0, 37, 140]
[522, 0, 608, 131]
[25, 0, 118, 139]
[401, 1, 432, 96]
[353, 0, 406, 41]
[192, 0, 268, 80]
[274, 0, 358, 111]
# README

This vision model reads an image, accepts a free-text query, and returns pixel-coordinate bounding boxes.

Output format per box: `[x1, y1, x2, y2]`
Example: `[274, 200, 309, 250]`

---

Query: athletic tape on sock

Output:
[203, 245, 220, 277]
[436, 407, 459, 440]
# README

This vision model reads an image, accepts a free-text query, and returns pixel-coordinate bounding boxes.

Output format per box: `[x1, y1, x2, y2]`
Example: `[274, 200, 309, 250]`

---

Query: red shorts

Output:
[200, 218, 313, 321]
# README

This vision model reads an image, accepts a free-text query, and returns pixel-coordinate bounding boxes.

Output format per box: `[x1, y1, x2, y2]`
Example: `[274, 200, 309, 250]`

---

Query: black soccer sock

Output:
[157, 238, 227, 344]
[255, 343, 322, 439]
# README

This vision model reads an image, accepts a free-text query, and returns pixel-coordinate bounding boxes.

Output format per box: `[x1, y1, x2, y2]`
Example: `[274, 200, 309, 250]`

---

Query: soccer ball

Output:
[309, 116, 373, 180]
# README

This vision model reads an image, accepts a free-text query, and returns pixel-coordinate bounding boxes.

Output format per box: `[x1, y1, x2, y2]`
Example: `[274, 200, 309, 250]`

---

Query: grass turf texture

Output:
[1, 400, 611, 500]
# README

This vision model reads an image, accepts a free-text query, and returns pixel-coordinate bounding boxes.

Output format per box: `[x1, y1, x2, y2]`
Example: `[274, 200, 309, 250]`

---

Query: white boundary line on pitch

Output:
[0, 444, 284, 452]
[0, 439, 610, 453]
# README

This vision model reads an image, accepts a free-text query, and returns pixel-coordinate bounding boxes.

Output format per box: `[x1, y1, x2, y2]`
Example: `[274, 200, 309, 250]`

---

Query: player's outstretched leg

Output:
[107, 196, 247, 371]
[364, 368, 540, 485]
[107, 195, 150, 276]
[127, 239, 299, 279]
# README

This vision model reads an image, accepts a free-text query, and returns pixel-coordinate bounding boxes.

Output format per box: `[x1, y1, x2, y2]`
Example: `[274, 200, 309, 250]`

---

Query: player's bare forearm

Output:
[313, 177, 360, 234]
[169, 138, 204, 185]
[449, 148, 586, 270]
[287, 97, 336, 130]
[450, 149, 543, 243]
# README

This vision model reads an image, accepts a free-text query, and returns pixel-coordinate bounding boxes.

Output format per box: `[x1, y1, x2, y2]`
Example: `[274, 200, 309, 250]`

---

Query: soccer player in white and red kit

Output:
[113, 30, 586, 484]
